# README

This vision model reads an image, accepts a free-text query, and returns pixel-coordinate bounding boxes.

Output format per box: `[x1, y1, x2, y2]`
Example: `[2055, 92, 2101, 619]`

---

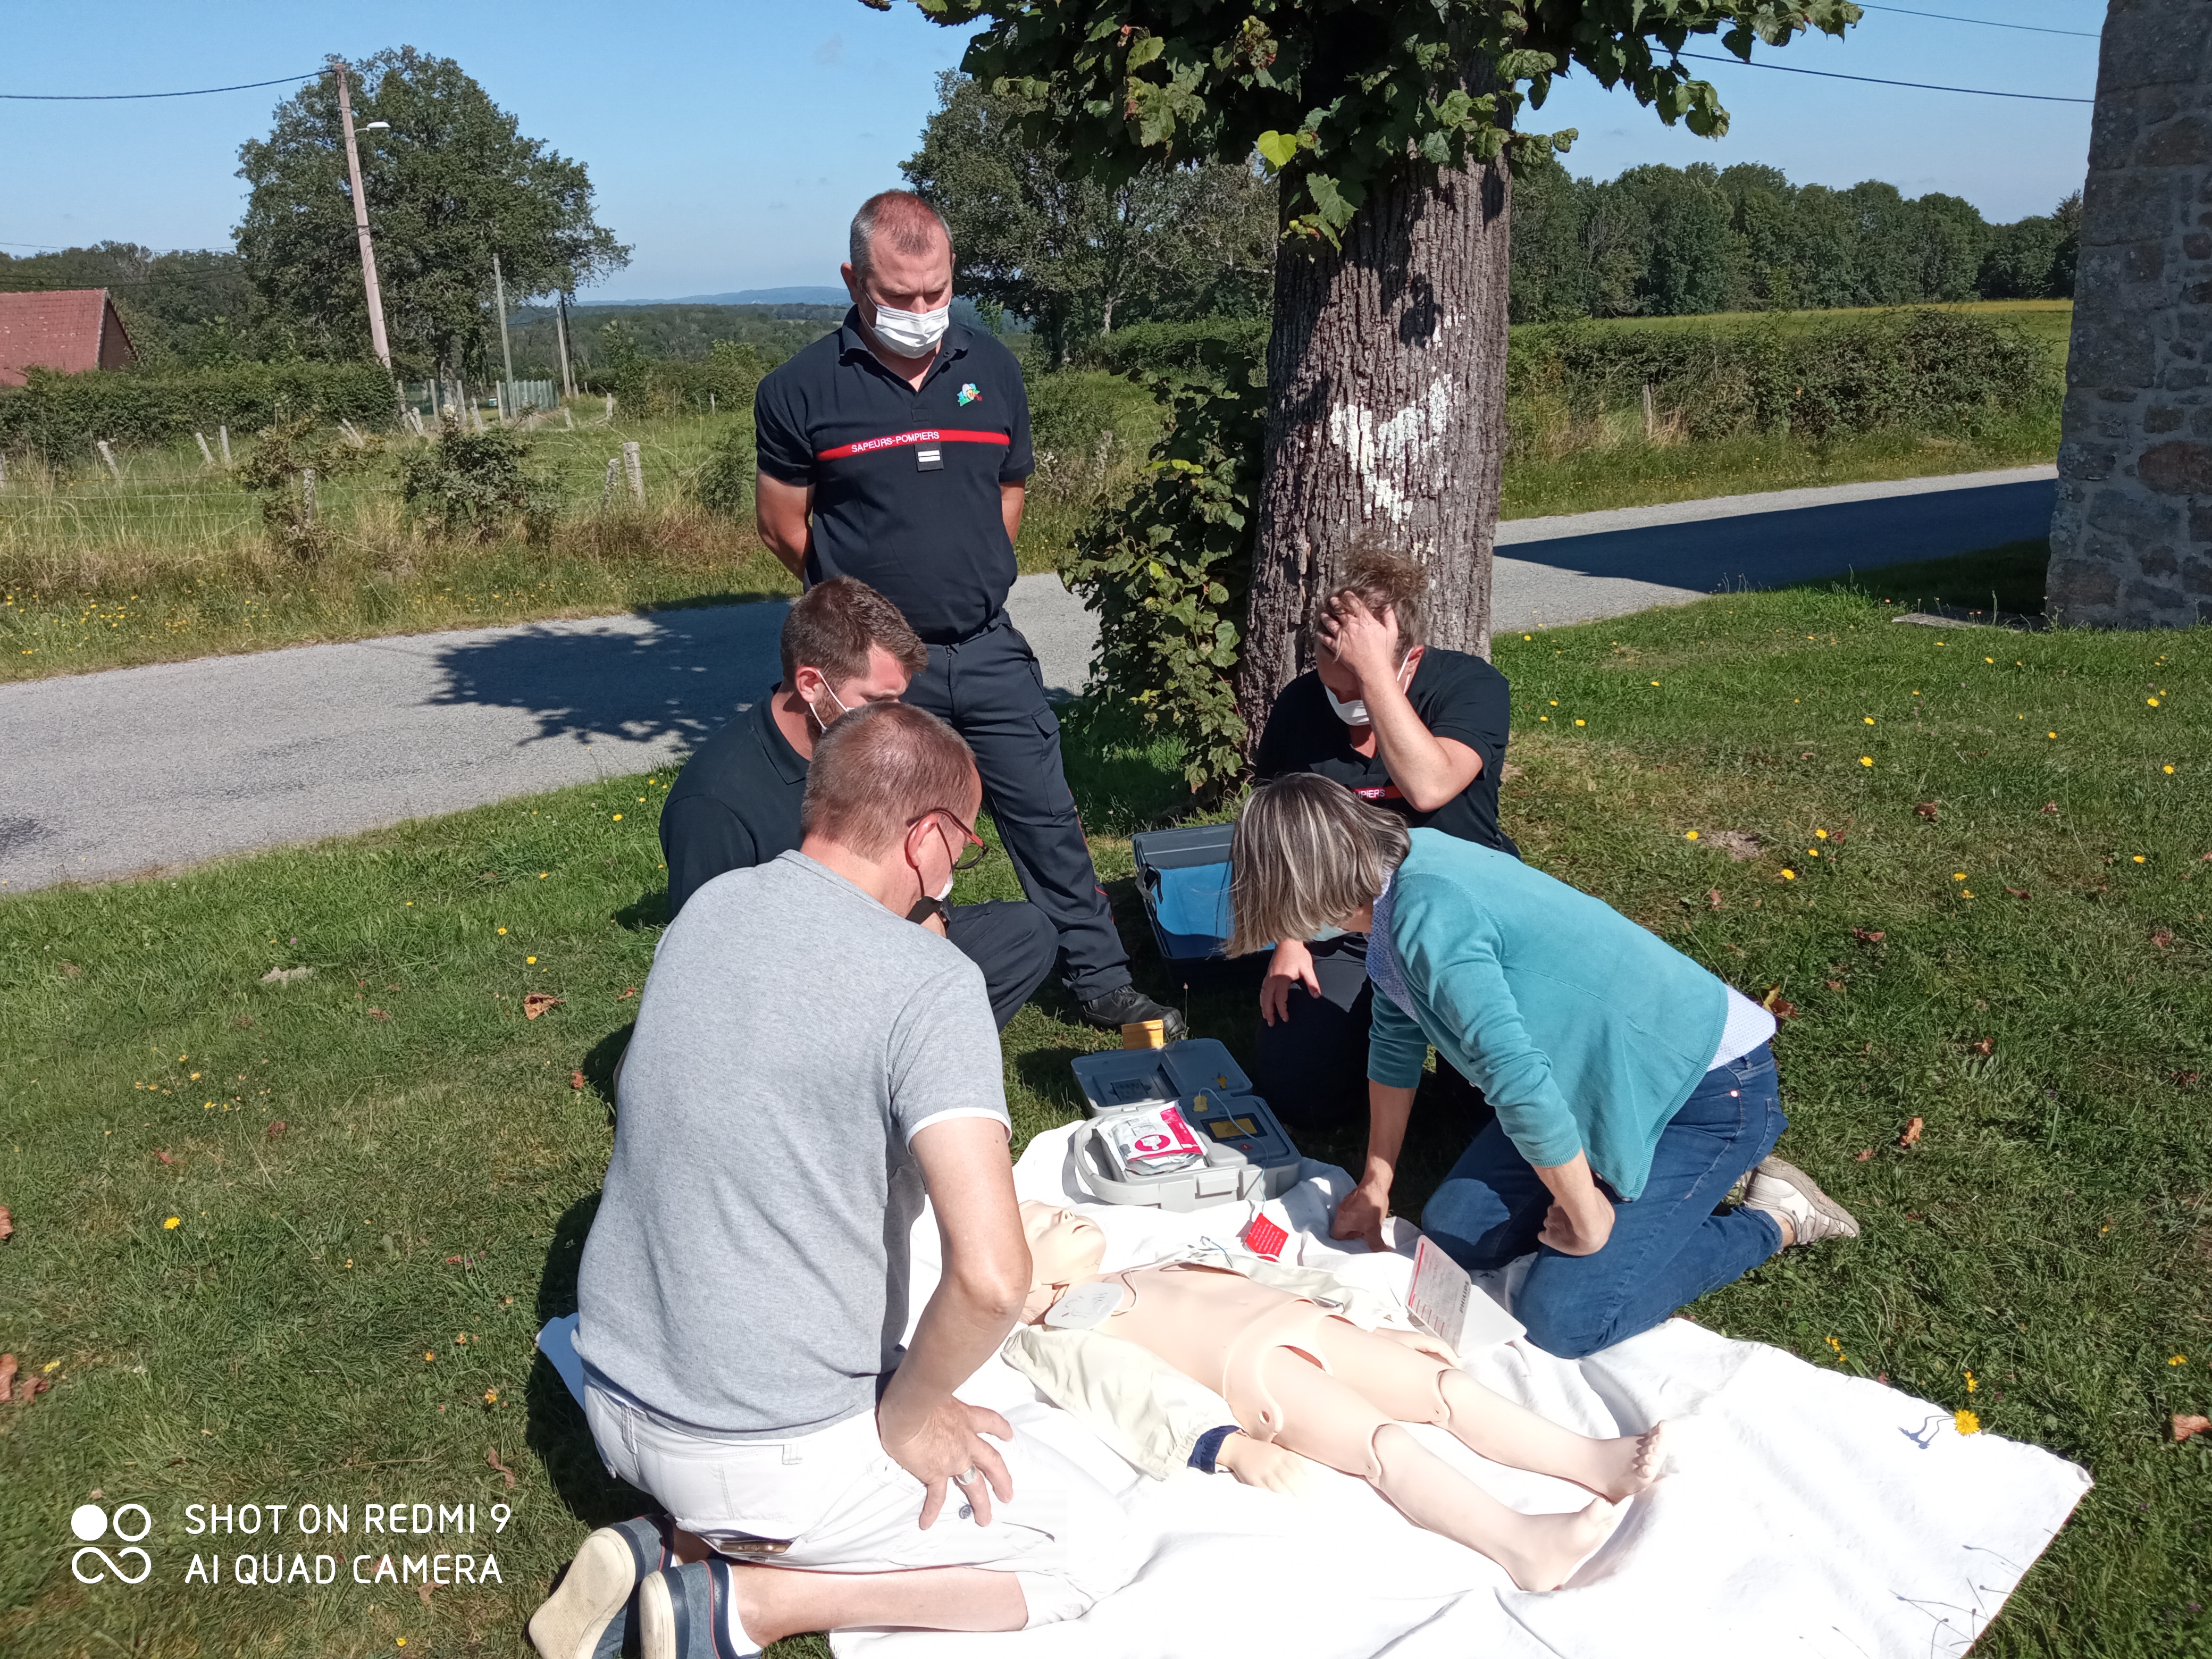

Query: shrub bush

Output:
[694, 412, 759, 521]
[396, 420, 554, 542]
[1064, 336, 1266, 798]
[1505, 307, 2056, 455]
[1075, 317, 1272, 377]
[0, 362, 395, 464]
[578, 340, 769, 418]
[234, 415, 382, 561]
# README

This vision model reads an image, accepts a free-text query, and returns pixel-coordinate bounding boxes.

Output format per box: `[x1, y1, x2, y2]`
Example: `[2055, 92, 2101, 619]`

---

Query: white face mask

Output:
[806, 680, 852, 732]
[1323, 685, 1370, 727]
[869, 297, 950, 358]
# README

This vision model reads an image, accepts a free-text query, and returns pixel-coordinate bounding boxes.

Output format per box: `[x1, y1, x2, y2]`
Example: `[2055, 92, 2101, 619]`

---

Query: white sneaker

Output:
[1741, 1155, 1861, 1247]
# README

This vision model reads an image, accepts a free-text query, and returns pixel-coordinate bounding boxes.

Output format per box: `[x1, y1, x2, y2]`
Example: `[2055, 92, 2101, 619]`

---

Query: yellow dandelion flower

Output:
[1863, 716, 1875, 725]
[497, 927, 508, 935]
[1961, 890, 1974, 898]
[1549, 699, 1559, 706]
[1954, 873, 1967, 881]
[526, 956, 537, 964]
[613, 813, 623, 820]
[2171, 1355, 2188, 1366]
[1522, 633, 1532, 640]
[189, 1071, 200, 1080]
[1859, 756, 1873, 767]
[1965, 1370, 1978, 1393]
[1650, 680, 1660, 686]
[164, 1216, 180, 1229]
[2047, 731, 2057, 739]
[2147, 697, 2160, 707]
[2133, 855, 2147, 864]
[484, 1388, 499, 1404]
[1781, 869, 1797, 881]
[1984, 657, 1994, 664]
[1574, 718, 1586, 726]
[424, 1351, 435, 1362]
[2164, 765, 2176, 775]
[1954, 1409, 1980, 1435]
[1815, 828, 1830, 839]
[539, 872, 549, 878]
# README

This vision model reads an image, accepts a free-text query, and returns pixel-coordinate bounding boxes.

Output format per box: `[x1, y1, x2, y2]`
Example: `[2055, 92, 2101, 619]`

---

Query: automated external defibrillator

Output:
[1068, 1033, 1304, 1212]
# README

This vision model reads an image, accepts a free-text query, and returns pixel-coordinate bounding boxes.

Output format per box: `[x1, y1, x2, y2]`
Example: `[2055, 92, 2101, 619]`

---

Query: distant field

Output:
[1588, 299, 2075, 362]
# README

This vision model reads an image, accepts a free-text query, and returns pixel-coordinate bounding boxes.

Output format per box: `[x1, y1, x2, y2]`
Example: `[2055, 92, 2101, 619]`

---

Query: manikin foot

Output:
[1589, 1421, 1670, 1503]
[1496, 1496, 1623, 1593]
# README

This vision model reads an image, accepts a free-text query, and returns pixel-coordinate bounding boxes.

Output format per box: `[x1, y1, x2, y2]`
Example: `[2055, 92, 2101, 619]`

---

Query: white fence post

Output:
[97, 440, 122, 481]
[196, 432, 215, 467]
[623, 440, 644, 503]
[219, 426, 232, 466]
[603, 456, 619, 507]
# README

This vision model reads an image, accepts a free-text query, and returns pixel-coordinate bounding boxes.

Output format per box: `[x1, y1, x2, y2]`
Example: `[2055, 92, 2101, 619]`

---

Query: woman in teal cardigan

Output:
[1228, 774, 1860, 1359]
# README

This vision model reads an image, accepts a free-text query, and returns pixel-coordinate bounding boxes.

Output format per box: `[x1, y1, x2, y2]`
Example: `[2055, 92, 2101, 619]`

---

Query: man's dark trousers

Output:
[906, 616, 1129, 999]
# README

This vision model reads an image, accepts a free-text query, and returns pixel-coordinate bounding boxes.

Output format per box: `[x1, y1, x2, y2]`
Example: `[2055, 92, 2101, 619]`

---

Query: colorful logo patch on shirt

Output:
[957, 382, 981, 406]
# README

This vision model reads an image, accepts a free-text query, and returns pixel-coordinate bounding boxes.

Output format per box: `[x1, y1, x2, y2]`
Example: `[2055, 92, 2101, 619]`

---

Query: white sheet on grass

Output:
[834, 1122, 2089, 1659]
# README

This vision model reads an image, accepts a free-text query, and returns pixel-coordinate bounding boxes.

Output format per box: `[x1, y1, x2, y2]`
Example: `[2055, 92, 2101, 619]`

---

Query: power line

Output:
[1676, 51, 2094, 103]
[0, 71, 318, 102]
[1858, 5, 2101, 39]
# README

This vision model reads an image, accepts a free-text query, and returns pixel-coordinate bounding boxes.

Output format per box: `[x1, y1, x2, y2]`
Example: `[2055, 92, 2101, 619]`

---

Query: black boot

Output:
[1076, 983, 1187, 1041]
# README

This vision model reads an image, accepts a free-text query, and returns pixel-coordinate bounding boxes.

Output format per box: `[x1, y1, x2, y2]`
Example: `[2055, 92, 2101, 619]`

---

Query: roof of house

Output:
[0, 288, 136, 387]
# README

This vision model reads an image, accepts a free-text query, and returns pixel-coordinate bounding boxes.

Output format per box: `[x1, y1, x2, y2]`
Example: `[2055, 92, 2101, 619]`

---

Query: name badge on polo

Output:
[915, 445, 943, 472]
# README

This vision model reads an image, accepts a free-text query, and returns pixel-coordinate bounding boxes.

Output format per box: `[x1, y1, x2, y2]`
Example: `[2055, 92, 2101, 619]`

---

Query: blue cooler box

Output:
[1130, 823, 1234, 962]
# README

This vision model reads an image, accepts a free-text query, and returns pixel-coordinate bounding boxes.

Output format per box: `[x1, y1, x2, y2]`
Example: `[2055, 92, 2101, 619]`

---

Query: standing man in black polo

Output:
[754, 189, 1183, 1038]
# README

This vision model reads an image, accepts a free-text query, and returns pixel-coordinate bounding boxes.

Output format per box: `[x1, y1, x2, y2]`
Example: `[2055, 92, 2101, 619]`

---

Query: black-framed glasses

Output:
[909, 808, 991, 872]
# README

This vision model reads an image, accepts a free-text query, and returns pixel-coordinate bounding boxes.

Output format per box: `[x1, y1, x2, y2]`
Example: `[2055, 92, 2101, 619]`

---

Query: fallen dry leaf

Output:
[1851, 928, 1886, 944]
[1826, 979, 1845, 991]
[2005, 886, 2031, 900]
[1968, 1038, 1995, 1057]
[265, 1120, 287, 1140]
[0, 1206, 12, 1242]
[2175, 1071, 2200, 1090]
[415, 1581, 433, 1607]
[617, 987, 638, 1001]
[0, 1354, 14, 1402]
[57, 960, 80, 978]
[1898, 1116, 1925, 1149]
[1855, 1148, 1875, 1161]
[488, 1445, 517, 1490]
[1915, 802, 1939, 821]
[260, 966, 313, 985]
[156, 1151, 174, 1166]
[1760, 987, 1798, 1020]
[522, 993, 563, 1020]
[365, 1008, 389, 1021]
[2176, 1414, 2211, 1444]
[16, 1375, 47, 1404]
[571, 1070, 587, 1090]
[2151, 929, 2174, 950]
[2041, 801, 2060, 815]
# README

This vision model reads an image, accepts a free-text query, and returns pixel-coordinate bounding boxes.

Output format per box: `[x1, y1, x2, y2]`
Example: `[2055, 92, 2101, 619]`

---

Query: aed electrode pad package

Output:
[1068, 1038, 1303, 1211]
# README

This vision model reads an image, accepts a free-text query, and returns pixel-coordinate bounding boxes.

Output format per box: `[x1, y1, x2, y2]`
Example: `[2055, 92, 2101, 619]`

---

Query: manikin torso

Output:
[1086, 1263, 1329, 1415]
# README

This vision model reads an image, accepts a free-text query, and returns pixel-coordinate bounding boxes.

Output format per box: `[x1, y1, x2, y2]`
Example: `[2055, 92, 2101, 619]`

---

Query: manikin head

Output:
[1225, 773, 1411, 957]
[780, 577, 928, 754]
[1018, 1200, 1109, 1323]
[842, 191, 955, 363]
[1312, 543, 1430, 722]
[801, 702, 988, 917]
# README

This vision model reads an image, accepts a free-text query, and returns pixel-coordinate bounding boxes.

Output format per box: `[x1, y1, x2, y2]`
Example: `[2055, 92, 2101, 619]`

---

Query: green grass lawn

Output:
[3, 546, 2206, 1657]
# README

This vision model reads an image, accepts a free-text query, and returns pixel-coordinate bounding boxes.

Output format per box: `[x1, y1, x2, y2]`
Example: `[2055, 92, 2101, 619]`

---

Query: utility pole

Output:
[330, 57, 392, 373]
[493, 253, 516, 417]
[555, 291, 577, 400]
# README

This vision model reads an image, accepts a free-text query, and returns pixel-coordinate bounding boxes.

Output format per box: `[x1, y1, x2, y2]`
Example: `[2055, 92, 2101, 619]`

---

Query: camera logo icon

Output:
[71, 1503, 154, 1585]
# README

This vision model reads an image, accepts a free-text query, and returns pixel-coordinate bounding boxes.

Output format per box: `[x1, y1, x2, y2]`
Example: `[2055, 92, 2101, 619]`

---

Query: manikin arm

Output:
[1003, 1324, 1241, 1481]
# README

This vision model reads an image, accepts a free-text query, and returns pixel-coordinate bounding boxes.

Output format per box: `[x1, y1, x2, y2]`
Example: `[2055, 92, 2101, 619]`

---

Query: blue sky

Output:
[1, 1, 2099, 303]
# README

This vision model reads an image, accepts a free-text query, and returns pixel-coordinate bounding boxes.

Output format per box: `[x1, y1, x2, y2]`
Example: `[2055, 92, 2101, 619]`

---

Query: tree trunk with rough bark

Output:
[1235, 145, 1512, 745]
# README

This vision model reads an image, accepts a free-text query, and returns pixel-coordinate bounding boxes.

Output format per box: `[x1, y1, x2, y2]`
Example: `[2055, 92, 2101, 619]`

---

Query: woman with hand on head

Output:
[1251, 544, 1515, 1130]
[1228, 774, 1861, 1360]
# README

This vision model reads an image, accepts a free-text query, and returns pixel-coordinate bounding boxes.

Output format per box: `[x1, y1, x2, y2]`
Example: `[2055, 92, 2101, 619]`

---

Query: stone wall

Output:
[2048, 0, 2212, 628]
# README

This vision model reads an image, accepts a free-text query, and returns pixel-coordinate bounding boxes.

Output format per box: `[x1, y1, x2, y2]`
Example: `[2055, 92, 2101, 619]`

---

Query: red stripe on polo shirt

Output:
[814, 428, 1011, 462]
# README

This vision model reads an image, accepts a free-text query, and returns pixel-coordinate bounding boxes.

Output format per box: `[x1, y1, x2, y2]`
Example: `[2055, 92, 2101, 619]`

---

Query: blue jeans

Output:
[1420, 1044, 1787, 1359]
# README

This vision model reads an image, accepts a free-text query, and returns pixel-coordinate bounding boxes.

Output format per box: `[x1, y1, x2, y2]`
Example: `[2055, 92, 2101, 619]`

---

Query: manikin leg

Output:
[1255, 1350, 1622, 1593]
[1310, 1322, 1668, 1502]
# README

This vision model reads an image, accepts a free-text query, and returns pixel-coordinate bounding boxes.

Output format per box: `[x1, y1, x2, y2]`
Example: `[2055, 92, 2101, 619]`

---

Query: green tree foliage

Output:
[0, 242, 262, 365]
[882, 1, 1861, 243]
[902, 72, 1276, 366]
[395, 419, 555, 541]
[504, 303, 843, 378]
[1065, 340, 1266, 794]
[237, 48, 629, 375]
[1506, 157, 2077, 321]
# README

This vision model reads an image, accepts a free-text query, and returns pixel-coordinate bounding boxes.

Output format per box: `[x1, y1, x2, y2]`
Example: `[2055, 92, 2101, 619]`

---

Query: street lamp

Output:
[329, 58, 393, 374]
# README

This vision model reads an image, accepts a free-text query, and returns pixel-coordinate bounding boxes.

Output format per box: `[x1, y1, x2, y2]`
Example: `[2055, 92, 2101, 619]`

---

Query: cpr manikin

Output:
[1003, 1202, 1669, 1593]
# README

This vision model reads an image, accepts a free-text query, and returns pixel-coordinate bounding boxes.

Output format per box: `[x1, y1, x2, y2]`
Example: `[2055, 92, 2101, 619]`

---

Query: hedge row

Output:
[0, 363, 397, 463]
[1506, 307, 2058, 445]
[1074, 316, 1271, 377]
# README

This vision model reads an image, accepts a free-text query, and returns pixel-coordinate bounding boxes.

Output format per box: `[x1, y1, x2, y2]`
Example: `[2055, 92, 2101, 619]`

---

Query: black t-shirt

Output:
[1254, 649, 1517, 855]
[755, 311, 1034, 644]
[658, 691, 808, 918]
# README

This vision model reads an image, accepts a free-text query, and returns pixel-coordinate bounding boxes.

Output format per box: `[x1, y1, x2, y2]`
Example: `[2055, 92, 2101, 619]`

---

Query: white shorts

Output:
[583, 1375, 1136, 1628]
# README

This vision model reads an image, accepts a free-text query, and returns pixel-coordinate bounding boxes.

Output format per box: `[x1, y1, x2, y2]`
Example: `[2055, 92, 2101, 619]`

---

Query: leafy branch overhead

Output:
[870, 1, 1861, 242]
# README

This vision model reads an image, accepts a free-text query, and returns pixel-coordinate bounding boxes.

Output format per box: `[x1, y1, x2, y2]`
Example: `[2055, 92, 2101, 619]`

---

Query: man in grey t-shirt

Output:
[534, 703, 1130, 1659]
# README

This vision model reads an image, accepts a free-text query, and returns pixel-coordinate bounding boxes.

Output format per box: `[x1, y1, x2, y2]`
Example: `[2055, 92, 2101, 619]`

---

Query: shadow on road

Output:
[428, 598, 792, 748]
[1497, 478, 2056, 589]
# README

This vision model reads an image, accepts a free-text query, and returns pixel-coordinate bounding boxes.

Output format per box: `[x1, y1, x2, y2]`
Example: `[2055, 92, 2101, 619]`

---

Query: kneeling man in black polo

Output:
[752, 189, 1183, 1039]
[659, 576, 1055, 1030]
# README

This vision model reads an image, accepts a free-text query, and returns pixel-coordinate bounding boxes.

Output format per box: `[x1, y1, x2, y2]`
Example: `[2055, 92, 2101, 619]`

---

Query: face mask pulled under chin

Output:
[1323, 657, 1415, 727]
[870, 298, 951, 357]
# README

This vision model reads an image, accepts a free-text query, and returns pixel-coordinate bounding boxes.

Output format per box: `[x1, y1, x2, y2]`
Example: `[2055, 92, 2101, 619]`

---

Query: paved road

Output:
[0, 465, 2054, 894]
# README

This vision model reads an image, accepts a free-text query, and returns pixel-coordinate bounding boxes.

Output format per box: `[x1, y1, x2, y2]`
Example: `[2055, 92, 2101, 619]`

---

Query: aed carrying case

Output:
[1129, 823, 1234, 962]
[1067, 1038, 1303, 1212]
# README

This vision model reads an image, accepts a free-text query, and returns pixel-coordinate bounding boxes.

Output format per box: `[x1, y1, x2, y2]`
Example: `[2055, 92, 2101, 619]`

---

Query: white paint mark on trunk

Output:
[1326, 382, 1457, 523]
